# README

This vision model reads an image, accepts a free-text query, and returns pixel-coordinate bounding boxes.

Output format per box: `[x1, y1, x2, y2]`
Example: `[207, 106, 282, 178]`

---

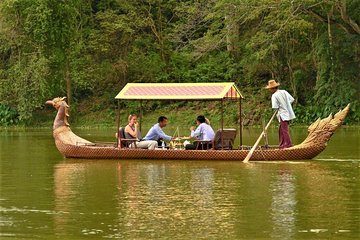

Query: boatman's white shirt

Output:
[271, 89, 296, 122]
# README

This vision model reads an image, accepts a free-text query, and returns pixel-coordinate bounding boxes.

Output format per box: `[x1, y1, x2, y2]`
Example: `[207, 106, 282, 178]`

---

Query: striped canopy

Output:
[115, 82, 243, 100]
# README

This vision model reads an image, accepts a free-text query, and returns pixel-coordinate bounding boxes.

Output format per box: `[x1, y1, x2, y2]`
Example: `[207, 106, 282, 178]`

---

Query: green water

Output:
[1, 127, 359, 239]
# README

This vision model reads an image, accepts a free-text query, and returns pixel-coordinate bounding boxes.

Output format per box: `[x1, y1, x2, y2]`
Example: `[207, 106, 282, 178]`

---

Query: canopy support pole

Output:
[116, 100, 121, 148]
[239, 97, 243, 149]
[139, 100, 143, 132]
[221, 99, 224, 150]
[117, 100, 121, 130]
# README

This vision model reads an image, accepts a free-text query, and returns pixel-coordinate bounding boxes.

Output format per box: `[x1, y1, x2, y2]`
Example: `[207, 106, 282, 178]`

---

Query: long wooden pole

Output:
[221, 99, 224, 150]
[116, 100, 120, 130]
[239, 97, 242, 148]
[139, 100, 143, 132]
[262, 118, 269, 147]
[117, 100, 121, 148]
[243, 110, 278, 163]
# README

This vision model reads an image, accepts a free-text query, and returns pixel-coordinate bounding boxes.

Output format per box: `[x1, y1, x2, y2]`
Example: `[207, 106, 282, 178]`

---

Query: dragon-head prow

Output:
[46, 97, 70, 128]
[46, 97, 69, 110]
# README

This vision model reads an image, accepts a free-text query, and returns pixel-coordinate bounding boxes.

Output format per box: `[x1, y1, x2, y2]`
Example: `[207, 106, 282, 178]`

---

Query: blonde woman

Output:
[124, 114, 158, 149]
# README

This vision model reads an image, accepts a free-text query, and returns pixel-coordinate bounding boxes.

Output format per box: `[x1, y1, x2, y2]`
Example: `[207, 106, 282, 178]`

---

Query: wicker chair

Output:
[194, 128, 237, 150]
[214, 128, 237, 150]
[117, 127, 137, 149]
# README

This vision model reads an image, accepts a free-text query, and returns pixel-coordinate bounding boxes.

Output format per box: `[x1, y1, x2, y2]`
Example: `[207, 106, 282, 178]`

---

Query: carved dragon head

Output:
[46, 97, 68, 109]
[46, 97, 70, 127]
[293, 104, 350, 148]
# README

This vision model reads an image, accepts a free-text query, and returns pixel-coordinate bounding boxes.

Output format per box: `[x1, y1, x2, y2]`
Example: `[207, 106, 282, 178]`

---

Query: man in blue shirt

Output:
[143, 116, 173, 146]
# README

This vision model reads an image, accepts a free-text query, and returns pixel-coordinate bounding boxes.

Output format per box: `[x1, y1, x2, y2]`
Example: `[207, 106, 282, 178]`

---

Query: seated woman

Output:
[185, 115, 215, 150]
[124, 114, 158, 150]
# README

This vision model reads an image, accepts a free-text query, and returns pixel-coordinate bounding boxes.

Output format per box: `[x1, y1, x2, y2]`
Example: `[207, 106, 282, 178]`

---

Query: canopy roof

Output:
[115, 82, 243, 100]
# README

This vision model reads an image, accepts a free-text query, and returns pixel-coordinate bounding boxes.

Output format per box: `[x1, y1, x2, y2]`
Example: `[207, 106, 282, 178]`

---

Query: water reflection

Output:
[53, 162, 86, 234]
[51, 159, 360, 239]
[53, 160, 233, 238]
[270, 168, 296, 239]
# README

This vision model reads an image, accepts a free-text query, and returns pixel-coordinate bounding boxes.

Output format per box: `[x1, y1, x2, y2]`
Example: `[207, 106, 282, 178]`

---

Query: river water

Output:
[0, 127, 359, 239]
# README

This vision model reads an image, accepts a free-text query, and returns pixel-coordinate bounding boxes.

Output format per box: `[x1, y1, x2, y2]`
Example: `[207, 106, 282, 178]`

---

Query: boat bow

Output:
[290, 104, 350, 150]
[46, 97, 92, 151]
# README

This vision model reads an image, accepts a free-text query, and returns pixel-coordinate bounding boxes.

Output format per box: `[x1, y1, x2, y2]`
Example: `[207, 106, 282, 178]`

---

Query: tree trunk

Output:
[147, 1, 167, 67]
[64, 57, 71, 106]
[157, 0, 166, 64]
[287, 59, 297, 104]
[225, 13, 239, 59]
[327, 7, 335, 74]
[337, 0, 360, 35]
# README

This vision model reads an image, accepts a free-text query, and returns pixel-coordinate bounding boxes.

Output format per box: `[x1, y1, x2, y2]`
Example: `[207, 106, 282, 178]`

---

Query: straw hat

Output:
[265, 79, 280, 89]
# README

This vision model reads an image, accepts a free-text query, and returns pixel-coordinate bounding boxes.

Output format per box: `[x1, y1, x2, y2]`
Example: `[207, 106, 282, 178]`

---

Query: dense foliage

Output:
[0, 0, 359, 125]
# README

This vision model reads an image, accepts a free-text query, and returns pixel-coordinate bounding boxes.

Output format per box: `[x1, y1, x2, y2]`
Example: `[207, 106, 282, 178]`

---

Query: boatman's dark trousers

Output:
[279, 117, 292, 149]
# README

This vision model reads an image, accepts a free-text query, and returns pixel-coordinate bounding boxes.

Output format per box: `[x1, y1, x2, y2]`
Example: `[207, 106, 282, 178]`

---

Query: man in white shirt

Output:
[266, 80, 296, 149]
[185, 115, 215, 150]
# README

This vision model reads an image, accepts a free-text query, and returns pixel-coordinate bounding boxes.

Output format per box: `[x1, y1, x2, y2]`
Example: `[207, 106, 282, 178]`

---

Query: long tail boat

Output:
[46, 83, 350, 161]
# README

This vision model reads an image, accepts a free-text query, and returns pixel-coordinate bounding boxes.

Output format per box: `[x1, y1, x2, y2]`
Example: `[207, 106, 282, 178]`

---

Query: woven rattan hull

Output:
[54, 134, 325, 161]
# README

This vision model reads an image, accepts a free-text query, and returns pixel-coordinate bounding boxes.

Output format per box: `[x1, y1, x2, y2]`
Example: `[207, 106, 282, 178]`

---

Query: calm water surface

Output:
[1, 127, 359, 239]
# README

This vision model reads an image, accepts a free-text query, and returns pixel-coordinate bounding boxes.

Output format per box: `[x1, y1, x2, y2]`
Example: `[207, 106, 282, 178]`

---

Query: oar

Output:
[243, 110, 278, 163]
[262, 118, 269, 147]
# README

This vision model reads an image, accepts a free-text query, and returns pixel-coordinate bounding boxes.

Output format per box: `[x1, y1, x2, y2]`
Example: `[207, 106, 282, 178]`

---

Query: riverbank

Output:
[3, 99, 358, 130]
[2, 87, 358, 128]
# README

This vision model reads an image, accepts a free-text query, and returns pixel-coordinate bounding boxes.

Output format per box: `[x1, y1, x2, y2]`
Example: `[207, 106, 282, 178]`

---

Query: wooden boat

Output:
[46, 83, 350, 161]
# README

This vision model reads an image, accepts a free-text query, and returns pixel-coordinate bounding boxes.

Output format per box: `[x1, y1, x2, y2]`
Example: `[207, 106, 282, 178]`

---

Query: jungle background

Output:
[0, 0, 359, 127]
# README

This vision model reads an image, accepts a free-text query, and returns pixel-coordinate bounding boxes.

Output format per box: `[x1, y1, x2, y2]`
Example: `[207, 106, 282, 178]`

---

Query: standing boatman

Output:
[265, 80, 296, 149]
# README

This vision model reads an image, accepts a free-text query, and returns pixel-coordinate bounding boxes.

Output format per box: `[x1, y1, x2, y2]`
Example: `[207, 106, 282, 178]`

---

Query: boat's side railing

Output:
[76, 141, 117, 147]
[259, 145, 279, 149]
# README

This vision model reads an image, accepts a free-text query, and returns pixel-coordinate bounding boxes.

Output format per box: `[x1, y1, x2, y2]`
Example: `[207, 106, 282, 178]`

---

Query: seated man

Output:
[124, 114, 158, 149]
[185, 115, 215, 150]
[143, 116, 173, 146]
